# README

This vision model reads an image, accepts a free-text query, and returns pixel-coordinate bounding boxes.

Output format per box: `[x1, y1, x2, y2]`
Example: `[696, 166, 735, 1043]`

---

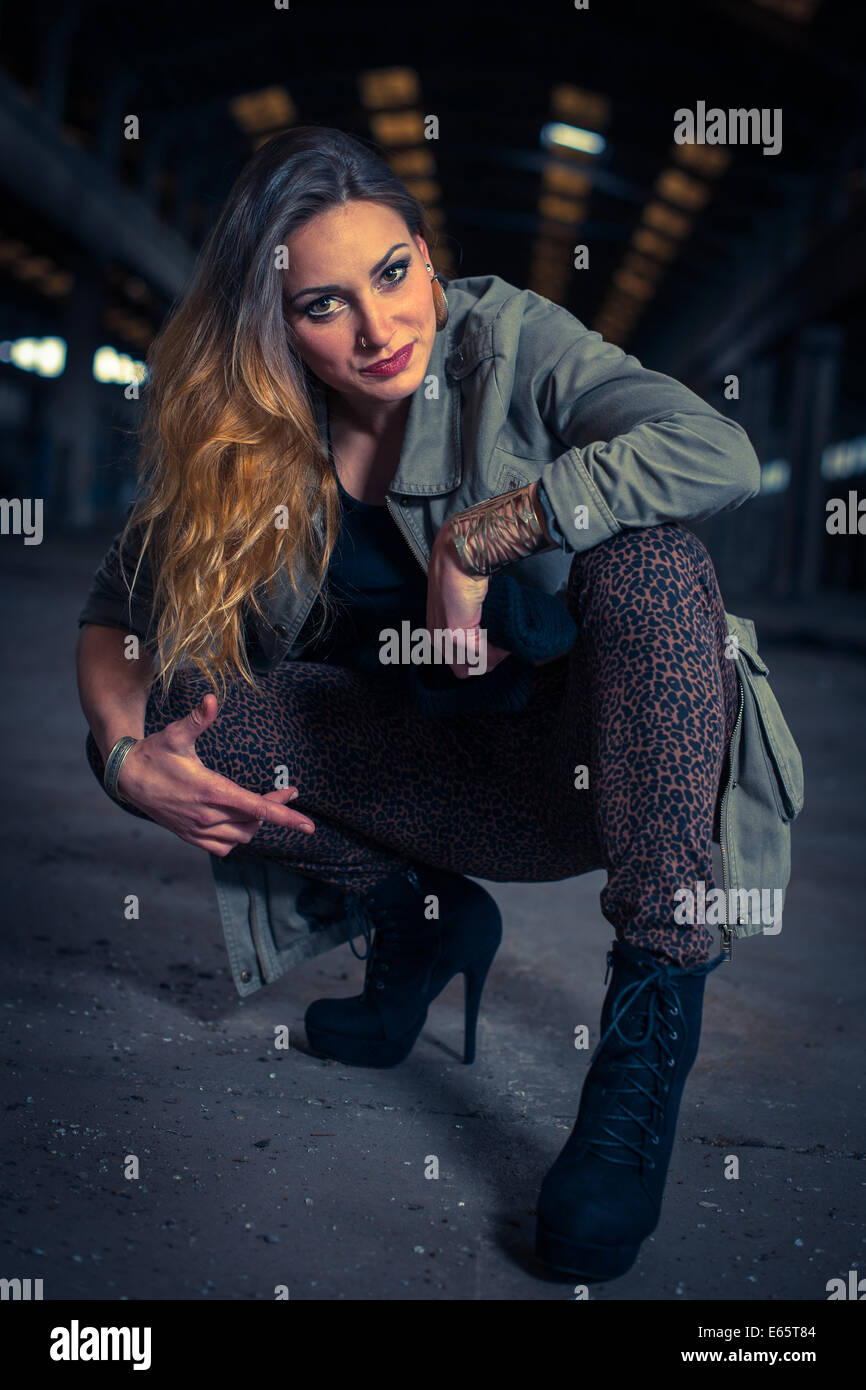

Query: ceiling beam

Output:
[0, 68, 195, 298]
[668, 197, 866, 380]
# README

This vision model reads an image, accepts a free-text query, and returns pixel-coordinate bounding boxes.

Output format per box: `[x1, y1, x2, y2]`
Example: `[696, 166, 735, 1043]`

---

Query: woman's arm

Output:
[75, 626, 315, 847]
[77, 507, 157, 640]
[495, 293, 762, 552]
[76, 622, 156, 763]
[426, 481, 559, 679]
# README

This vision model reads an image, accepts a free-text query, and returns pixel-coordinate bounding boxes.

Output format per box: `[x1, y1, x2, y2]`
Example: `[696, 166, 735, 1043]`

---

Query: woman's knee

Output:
[142, 667, 212, 737]
[569, 520, 706, 577]
[566, 522, 721, 622]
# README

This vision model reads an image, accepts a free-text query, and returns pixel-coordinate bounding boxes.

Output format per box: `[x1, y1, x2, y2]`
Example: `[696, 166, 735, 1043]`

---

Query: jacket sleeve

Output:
[76, 504, 159, 644]
[519, 298, 762, 553]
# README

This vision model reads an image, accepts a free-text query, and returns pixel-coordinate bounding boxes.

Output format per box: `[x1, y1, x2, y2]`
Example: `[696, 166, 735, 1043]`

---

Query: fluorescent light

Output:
[822, 436, 866, 481]
[541, 122, 606, 156]
[92, 345, 147, 385]
[759, 459, 791, 494]
[0, 336, 67, 377]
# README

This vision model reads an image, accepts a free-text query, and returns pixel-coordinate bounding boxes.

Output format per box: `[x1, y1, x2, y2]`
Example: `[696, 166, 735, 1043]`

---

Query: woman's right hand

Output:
[113, 693, 315, 856]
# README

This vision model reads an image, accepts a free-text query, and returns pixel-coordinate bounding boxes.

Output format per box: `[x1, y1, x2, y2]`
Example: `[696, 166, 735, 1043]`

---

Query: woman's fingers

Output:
[182, 795, 317, 857]
[163, 692, 222, 754]
[112, 718, 318, 855]
[426, 532, 488, 678]
[181, 830, 256, 857]
[198, 775, 315, 831]
[425, 533, 517, 678]
[450, 638, 513, 680]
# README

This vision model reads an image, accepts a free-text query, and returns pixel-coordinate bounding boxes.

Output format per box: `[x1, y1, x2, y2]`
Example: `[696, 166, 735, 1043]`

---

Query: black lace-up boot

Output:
[304, 863, 502, 1068]
[535, 938, 724, 1280]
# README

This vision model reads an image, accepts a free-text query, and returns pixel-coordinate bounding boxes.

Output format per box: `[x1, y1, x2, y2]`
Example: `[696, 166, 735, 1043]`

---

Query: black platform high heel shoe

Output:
[304, 863, 502, 1068]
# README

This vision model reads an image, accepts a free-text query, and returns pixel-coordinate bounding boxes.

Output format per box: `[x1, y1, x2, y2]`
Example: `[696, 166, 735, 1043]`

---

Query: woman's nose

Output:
[355, 298, 395, 347]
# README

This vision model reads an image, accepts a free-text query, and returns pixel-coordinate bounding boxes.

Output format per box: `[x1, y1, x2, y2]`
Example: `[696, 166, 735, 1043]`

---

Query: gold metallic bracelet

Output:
[449, 484, 558, 577]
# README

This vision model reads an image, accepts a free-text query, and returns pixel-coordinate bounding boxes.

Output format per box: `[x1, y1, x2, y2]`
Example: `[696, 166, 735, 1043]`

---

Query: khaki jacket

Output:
[78, 274, 804, 994]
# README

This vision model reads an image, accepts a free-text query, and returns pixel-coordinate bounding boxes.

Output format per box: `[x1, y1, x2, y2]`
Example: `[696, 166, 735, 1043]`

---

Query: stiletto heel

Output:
[463, 955, 495, 1064]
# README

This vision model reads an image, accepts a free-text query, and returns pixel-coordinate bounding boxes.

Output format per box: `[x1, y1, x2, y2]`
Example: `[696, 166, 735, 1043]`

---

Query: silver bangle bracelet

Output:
[104, 736, 139, 804]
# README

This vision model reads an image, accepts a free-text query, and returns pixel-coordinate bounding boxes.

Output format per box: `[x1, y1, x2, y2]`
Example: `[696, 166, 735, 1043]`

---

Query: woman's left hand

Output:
[426, 525, 512, 679]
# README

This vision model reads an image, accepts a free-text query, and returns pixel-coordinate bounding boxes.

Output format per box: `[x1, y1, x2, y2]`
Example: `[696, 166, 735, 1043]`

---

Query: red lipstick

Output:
[360, 342, 414, 377]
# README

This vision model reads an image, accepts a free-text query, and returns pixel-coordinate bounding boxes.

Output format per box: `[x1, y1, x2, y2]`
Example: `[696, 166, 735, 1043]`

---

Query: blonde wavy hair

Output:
[116, 125, 442, 701]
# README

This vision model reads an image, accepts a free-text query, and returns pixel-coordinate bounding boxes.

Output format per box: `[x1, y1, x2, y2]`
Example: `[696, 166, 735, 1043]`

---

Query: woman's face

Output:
[282, 200, 436, 418]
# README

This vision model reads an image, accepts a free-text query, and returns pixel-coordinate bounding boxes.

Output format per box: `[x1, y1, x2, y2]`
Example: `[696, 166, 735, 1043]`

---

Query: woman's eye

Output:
[381, 259, 410, 285]
[305, 295, 336, 319]
[303, 259, 410, 320]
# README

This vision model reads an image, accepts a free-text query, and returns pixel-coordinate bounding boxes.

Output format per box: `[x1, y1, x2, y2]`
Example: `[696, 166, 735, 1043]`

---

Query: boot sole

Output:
[535, 1222, 641, 1281]
[305, 1019, 423, 1068]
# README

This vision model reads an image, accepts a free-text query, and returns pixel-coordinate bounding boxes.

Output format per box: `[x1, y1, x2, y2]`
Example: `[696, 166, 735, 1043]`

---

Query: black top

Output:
[295, 459, 429, 674]
[292, 408, 575, 713]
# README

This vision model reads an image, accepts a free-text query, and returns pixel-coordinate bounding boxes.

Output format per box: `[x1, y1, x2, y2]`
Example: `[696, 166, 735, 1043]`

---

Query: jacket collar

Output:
[307, 281, 495, 498]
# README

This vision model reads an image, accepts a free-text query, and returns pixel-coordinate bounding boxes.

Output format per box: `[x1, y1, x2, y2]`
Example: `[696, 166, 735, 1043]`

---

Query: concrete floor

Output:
[1, 527, 865, 1301]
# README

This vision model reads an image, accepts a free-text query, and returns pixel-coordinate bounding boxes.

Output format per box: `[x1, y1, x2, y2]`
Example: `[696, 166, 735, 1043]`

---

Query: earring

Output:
[361, 336, 367, 347]
[427, 262, 448, 332]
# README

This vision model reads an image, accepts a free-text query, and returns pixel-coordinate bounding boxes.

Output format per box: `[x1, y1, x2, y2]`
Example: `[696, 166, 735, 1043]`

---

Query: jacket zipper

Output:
[718, 672, 745, 963]
[385, 494, 430, 575]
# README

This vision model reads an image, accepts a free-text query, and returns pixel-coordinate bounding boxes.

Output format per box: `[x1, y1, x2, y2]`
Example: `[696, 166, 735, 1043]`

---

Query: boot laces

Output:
[582, 951, 724, 1169]
[343, 869, 439, 999]
[345, 894, 374, 962]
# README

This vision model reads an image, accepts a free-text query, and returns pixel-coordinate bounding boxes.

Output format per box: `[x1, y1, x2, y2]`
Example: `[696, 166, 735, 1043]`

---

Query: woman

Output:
[76, 125, 765, 1283]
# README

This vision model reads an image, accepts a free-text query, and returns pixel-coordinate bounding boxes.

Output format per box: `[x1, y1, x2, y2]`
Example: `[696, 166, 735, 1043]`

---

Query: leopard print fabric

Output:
[85, 522, 739, 969]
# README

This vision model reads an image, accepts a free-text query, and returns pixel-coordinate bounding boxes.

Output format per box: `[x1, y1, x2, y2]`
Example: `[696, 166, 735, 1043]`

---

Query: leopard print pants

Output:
[85, 522, 740, 968]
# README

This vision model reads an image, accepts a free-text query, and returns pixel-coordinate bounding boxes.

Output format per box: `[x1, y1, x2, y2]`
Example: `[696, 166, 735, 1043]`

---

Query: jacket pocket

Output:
[489, 446, 538, 495]
[729, 617, 805, 823]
